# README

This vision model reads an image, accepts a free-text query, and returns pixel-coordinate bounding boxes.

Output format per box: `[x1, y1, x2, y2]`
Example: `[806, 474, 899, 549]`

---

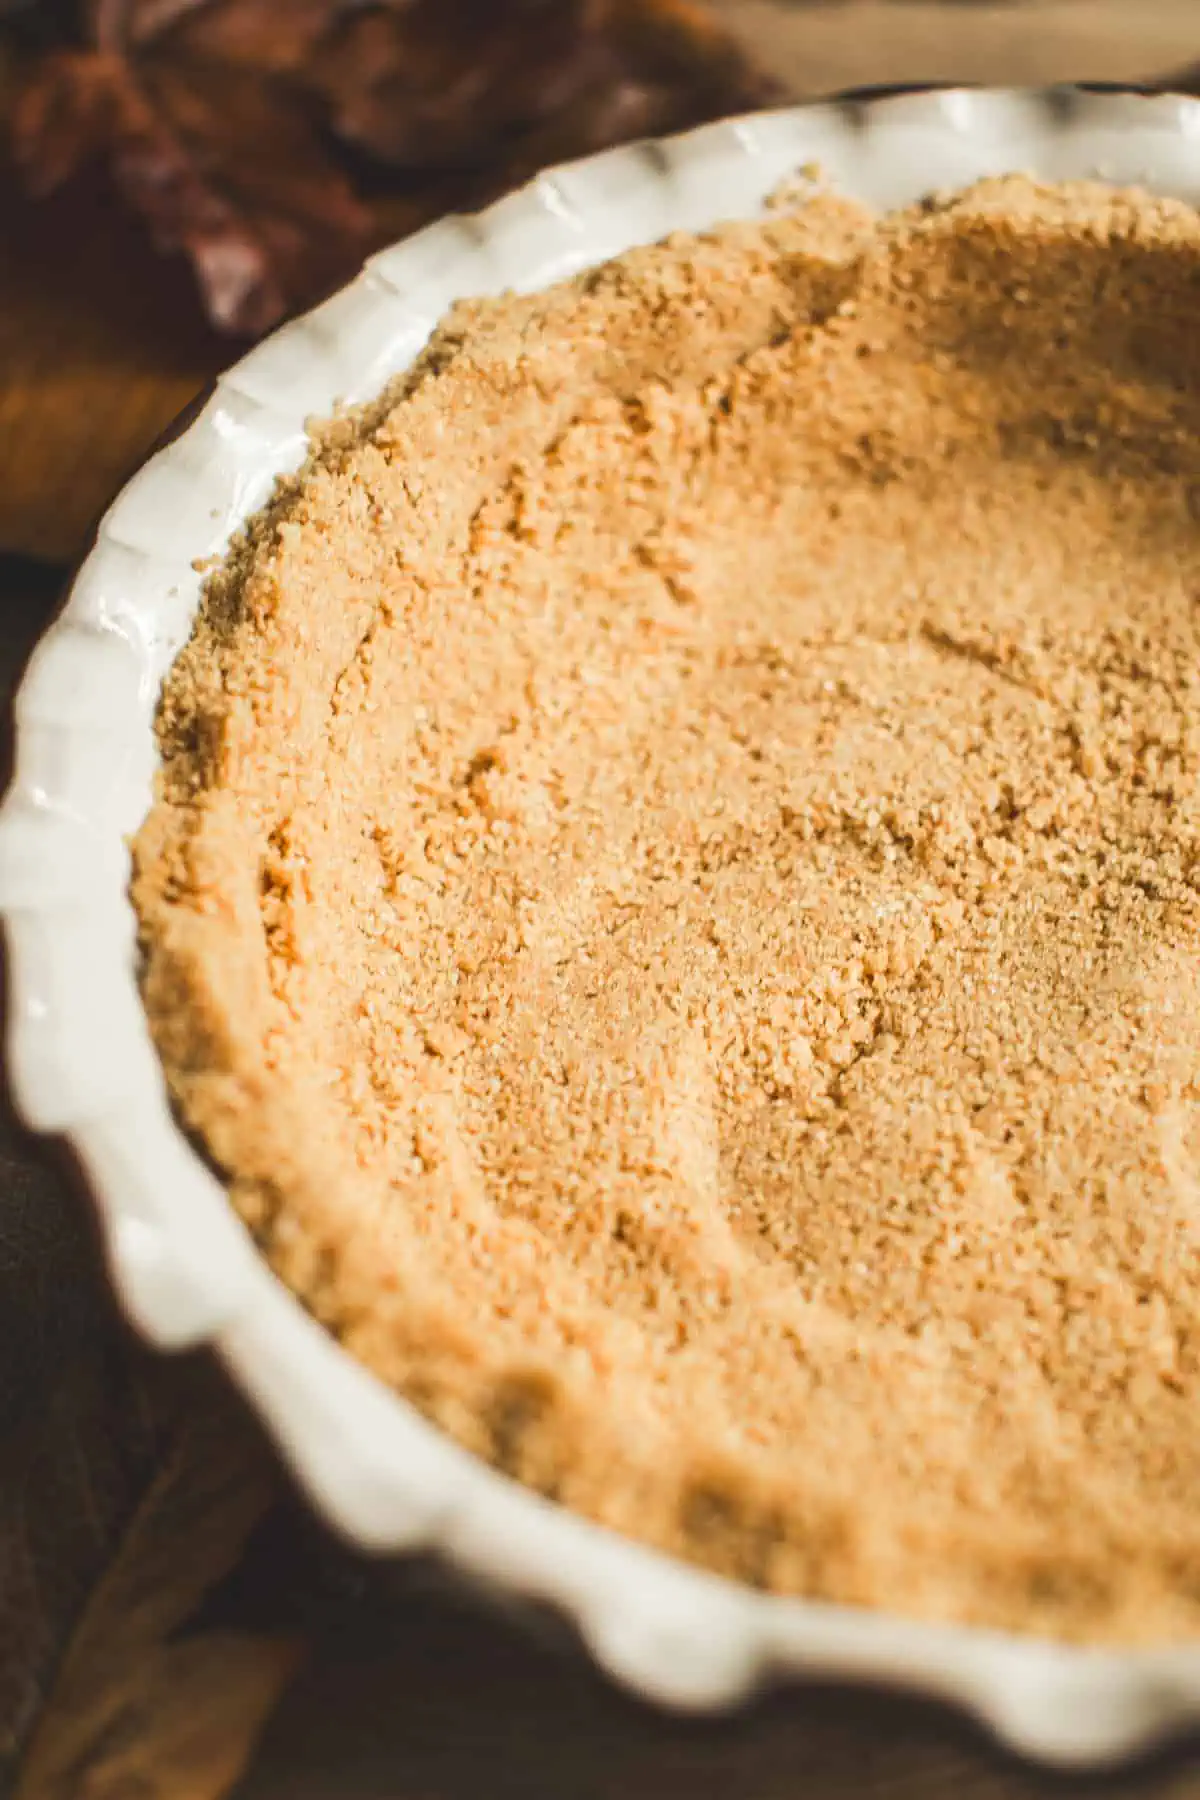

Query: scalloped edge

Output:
[8, 88, 1200, 1769]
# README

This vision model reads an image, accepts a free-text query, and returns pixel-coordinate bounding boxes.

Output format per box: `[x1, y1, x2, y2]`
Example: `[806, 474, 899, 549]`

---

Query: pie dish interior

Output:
[134, 172, 1200, 1653]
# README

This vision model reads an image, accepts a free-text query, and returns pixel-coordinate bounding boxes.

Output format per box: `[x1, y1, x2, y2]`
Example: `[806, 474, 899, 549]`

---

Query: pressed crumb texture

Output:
[134, 176, 1200, 1645]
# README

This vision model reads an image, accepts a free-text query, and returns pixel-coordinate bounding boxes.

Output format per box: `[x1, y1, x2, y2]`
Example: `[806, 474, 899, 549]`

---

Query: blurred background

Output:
[6, 7, 1200, 1800]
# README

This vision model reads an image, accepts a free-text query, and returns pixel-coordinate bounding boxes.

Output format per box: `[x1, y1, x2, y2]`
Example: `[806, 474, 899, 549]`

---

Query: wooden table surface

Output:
[8, 6, 1200, 1796]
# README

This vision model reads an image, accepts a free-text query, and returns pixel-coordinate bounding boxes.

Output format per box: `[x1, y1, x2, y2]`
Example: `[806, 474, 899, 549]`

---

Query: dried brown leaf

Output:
[124, 56, 373, 331]
[29, 1635, 303, 1800]
[13, 1356, 291, 1800]
[8, 0, 784, 333]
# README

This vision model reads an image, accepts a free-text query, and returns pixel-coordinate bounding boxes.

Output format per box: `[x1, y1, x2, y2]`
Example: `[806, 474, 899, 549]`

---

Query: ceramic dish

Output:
[7, 86, 1200, 1770]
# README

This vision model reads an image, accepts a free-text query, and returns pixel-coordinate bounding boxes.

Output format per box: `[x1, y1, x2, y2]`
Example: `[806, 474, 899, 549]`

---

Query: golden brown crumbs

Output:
[134, 176, 1200, 1644]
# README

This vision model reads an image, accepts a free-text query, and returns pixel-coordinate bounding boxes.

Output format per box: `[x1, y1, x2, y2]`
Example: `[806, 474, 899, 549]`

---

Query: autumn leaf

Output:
[48, 1635, 303, 1800]
[8, 0, 783, 334]
[10, 1350, 297, 1800]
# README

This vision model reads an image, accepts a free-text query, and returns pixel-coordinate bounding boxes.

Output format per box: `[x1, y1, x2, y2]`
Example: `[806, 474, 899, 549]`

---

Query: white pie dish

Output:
[7, 85, 1200, 1770]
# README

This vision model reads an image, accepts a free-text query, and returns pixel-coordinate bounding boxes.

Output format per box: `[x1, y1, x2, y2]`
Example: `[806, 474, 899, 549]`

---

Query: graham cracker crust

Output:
[134, 176, 1200, 1644]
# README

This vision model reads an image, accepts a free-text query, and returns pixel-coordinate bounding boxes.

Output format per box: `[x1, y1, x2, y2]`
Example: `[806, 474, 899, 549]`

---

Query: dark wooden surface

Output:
[8, 5, 1200, 1795]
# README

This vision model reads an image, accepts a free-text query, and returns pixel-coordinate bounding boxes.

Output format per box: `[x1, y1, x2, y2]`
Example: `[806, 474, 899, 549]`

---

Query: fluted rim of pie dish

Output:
[8, 86, 1200, 1769]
